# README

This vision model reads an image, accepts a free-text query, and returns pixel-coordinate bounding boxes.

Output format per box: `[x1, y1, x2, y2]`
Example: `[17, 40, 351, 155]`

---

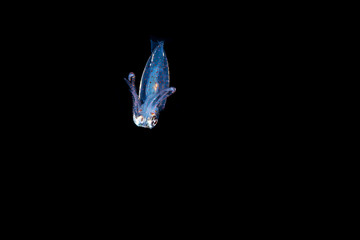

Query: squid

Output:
[124, 40, 176, 129]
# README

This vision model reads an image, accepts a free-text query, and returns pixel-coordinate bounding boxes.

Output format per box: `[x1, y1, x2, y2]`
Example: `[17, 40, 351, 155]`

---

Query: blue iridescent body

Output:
[124, 40, 176, 129]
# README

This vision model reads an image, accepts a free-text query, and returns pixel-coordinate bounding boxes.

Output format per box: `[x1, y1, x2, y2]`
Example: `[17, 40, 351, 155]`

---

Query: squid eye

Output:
[139, 116, 144, 122]
[152, 119, 158, 125]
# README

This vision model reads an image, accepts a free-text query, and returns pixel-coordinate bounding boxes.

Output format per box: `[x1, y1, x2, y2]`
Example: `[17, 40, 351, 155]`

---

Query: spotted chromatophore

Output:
[124, 40, 176, 129]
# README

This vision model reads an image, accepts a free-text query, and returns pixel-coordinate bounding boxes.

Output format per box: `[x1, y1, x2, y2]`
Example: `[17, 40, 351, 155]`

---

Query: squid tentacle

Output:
[148, 87, 176, 111]
[124, 72, 141, 116]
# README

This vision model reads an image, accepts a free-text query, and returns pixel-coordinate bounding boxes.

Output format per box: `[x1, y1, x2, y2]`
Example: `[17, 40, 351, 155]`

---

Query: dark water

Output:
[6, 4, 300, 216]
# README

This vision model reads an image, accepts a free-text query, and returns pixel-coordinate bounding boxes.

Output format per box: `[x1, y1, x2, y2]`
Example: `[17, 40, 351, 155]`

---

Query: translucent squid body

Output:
[124, 40, 176, 129]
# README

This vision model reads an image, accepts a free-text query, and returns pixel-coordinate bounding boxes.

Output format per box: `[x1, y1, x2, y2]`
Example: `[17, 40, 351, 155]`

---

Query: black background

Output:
[1, 4, 322, 233]
[2, 4, 310, 231]
[9, 3, 296, 208]
[13, 4, 291, 167]
[24, 10, 274, 152]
